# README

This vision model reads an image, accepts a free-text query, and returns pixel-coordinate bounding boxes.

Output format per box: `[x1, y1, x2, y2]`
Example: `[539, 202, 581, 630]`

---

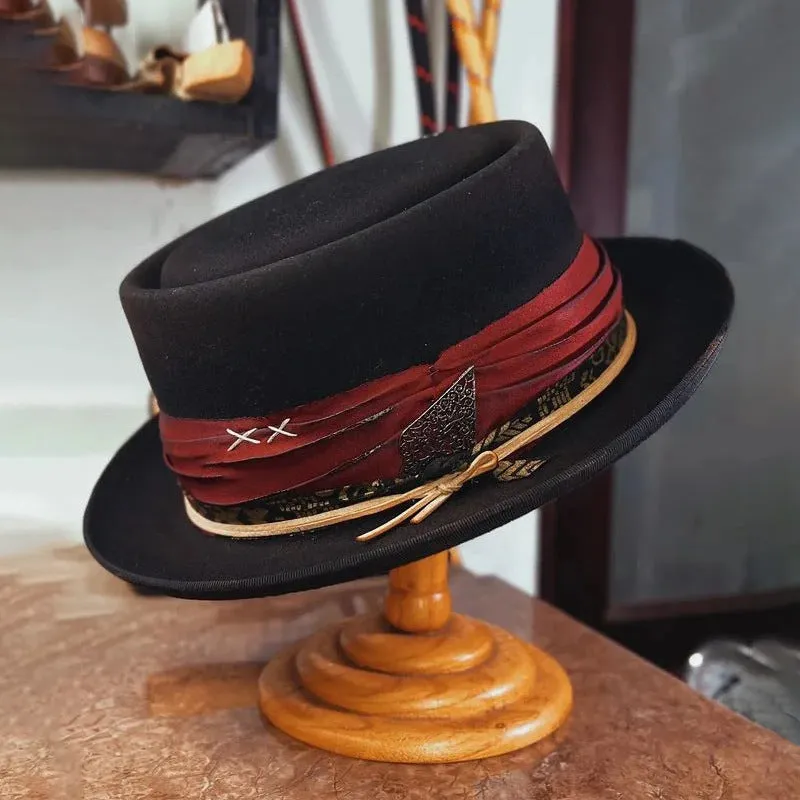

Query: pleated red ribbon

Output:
[160, 236, 623, 506]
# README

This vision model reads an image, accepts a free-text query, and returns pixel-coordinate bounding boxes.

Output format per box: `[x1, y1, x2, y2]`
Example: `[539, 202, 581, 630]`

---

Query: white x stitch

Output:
[226, 427, 261, 451]
[267, 418, 297, 443]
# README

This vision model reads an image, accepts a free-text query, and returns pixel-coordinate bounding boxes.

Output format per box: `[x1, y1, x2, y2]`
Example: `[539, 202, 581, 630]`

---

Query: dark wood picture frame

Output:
[541, 0, 800, 670]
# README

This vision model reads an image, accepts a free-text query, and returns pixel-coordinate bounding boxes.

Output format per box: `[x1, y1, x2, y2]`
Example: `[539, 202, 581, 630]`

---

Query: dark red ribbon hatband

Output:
[161, 236, 623, 506]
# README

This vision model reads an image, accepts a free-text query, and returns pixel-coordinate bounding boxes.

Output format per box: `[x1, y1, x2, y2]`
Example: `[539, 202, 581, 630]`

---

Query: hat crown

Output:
[121, 121, 581, 419]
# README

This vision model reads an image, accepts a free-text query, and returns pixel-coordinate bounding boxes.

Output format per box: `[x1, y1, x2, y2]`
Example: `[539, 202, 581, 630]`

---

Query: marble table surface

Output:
[1, 545, 798, 799]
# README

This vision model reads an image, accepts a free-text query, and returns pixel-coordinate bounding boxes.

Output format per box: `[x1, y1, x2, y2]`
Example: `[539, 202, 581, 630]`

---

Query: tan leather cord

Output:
[446, 0, 496, 124]
[183, 311, 637, 542]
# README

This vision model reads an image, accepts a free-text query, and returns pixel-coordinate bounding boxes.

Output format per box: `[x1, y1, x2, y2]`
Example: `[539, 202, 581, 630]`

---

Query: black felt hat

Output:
[84, 121, 733, 599]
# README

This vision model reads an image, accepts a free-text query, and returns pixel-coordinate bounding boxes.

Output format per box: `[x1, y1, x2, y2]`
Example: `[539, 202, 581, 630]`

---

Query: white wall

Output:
[0, 1, 559, 594]
[0, 176, 213, 555]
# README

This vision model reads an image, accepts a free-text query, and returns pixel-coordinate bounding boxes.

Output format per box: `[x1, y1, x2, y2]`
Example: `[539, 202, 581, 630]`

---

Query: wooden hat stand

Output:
[259, 551, 573, 763]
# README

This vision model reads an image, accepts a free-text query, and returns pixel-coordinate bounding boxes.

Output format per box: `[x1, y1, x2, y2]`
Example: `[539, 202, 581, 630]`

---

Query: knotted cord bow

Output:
[355, 451, 499, 541]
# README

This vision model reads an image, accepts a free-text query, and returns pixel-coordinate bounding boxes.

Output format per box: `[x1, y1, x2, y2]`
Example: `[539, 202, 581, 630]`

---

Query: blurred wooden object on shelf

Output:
[46, 13, 81, 70]
[74, 0, 128, 86]
[176, 38, 253, 104]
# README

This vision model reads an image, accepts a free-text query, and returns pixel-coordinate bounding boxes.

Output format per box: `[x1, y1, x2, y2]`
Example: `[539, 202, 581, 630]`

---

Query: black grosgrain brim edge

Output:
[84, 237, 734, 599]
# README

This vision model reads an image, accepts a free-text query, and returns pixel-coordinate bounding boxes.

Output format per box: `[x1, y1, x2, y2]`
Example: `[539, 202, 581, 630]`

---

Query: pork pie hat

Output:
[84, 121, 733, 600]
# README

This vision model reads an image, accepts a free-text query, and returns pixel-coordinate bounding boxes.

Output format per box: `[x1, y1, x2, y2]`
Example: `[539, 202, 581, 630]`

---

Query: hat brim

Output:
[84, 238, 733, 599]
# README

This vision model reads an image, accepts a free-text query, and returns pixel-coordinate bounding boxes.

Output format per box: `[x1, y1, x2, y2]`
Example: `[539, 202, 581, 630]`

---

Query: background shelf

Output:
[0, 0, 280, 179]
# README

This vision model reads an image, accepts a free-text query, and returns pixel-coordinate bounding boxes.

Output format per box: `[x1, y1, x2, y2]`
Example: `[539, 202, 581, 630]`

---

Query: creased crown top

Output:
[120, 121, 581, 419]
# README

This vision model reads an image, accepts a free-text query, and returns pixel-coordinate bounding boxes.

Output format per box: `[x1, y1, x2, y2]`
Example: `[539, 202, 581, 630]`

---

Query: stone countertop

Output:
[1, 546, 798, 799]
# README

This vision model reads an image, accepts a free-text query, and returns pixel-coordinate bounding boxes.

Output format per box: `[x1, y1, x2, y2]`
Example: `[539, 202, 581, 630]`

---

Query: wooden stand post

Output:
[259, 552, 572, 763]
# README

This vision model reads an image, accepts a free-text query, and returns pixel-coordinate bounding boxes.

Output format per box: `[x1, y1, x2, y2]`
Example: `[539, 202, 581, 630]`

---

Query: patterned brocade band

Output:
[186, 312, 630, 531]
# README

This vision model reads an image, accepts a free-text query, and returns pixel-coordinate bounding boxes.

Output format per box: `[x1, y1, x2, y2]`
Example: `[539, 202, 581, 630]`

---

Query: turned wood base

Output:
[259, 554, 572, 763]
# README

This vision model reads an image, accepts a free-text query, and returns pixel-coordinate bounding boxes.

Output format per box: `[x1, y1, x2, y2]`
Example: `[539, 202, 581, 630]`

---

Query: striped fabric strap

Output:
[405, 0, 463, 136]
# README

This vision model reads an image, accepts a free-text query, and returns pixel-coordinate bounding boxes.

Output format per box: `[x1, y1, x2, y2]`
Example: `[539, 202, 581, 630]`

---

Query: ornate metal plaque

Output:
[399, 367, 477, 478]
